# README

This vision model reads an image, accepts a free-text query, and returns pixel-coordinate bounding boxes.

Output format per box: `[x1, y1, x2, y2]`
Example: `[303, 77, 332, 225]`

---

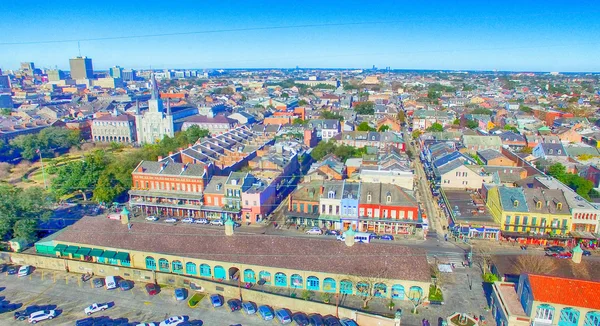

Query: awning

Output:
[114, 252, 130, 261]
[101, 250, 117, 259]
[76, 247, 91, 256]
[89, 249, 104, 257]
[54, 244, 68, 253]
[64, 246, 79, 254]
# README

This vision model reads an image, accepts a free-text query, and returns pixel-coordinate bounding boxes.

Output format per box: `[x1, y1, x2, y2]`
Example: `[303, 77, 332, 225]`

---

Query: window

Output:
[328, 191, 335, 199]
[200, 264, 211, 277]
[536, 201, 542, 209]
[307, 276, 320, 291]
[145, 256, 156, 270]
[532, 217, 537, 227]
[557, 203, 562, 210]
[158, 258, 169, 272]
[300, 204, 304, 212]
[505, 216, 511, 225]
[172, 260, 183, 274]
[386, 193, 392, 203]
[185, 262, 197, 275]
[541, 218, 547, 227]
[562, 219, 568, 230]
[513, 200, 519, 207]
[367, 192, 372, 202]
[120, 259, 130, 267]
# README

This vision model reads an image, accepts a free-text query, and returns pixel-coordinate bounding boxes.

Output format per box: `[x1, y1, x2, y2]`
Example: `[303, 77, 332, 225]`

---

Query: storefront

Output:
[571, 231, 599, 250]
[500, 231, 574, 246]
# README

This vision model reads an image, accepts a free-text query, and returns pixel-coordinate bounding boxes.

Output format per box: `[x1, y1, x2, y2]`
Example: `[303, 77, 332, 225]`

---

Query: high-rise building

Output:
[0, 75, 11, 91]
[122, 69, 136, 82]
[0, 94, 13, 109]
[46, 69, 65, 81]
[20, 62, 35, 76]
[69, 57, 94, 79]
[109, 66, 123, 79]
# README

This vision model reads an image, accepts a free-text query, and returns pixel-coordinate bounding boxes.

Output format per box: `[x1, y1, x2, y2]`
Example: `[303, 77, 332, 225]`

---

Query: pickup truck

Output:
[84, 303, 109, 315]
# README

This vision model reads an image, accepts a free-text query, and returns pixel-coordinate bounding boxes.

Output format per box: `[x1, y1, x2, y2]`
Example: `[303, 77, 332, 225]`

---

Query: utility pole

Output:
[39, 150, 48, 189]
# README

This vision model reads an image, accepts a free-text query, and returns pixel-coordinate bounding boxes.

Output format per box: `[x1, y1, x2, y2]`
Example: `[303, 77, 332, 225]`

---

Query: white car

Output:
[181, 218, 194, 223]
[145, 216, 158, 221]
[305, 227, 323, 235]
[164, 218, 177, 223]
[28, 310, 56, 324]
[194, 218, 209, 224]
[136, 323, 158, 326]
[18, 265, 31, 277]
[209, 219, 224, 226]
[84, 303, 109, 315]
[159, 316, 185, 326]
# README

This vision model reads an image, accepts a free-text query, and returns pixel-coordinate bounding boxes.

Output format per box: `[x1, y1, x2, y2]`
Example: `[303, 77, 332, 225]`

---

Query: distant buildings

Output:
[109, 66, 123, 79]
[91, 109, 136, 143]
[69, 56, 94, 79]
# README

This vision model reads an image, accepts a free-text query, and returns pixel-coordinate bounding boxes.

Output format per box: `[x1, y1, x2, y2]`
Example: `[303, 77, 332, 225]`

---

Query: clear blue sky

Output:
[1, 0, 599, 72]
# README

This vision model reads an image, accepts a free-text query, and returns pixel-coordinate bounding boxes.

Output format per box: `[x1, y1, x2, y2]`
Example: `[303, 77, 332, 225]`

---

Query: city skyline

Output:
[1, 1, 600, 72]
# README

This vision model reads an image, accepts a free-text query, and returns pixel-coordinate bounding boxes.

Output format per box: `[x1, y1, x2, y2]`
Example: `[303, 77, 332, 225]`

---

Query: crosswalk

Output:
[427, 252, 467, 268]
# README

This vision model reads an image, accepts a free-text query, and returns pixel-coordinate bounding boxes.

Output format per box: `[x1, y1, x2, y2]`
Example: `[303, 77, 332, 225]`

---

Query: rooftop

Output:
[442, 189, 497, 226]
[528, 274, 600, 310]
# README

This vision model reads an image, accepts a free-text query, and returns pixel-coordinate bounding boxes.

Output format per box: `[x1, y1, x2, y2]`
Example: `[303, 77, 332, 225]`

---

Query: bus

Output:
[336, 232, 374, 243]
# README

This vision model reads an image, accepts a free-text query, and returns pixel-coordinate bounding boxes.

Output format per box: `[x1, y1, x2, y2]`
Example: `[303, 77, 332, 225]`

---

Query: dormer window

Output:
[557, 203, 562, 210]
[216, 184, 222, 191]
[513, 200, 519, 207]
[367, 192, 372, 203]
[328, 191, 335, 199]
[549, 149, 553, 155]
[557, 150, 562, 155]
[536, 201, 542, 209]
[386, 192, 392, 203]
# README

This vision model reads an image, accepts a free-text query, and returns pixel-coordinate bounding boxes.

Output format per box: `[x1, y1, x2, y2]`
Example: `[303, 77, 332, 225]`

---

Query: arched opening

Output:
[145, 256, 156, 270]
[214, 266, 226, 280]
[559, 307, 580, 326]
[274, 272, 287, 287]
[172, 260, 183, 274]
[290, 274, 303, 289]
[340, 280, 353, 294]
[356, 282, 370, 296]
[535, 304, 555, 323]
[158, 258, 169, 272]
[392, 284, 405, 299]
[243, 269, 256, 283]
[228, 267, 240, 280]
[584, 311, 600, 326]
[408, 286, 423, 302]
[199, 264, 211, 277]
[374, 283, 387, 298]
[258, 271, 271, 285]
[323, 278, 336, 293]
[185, 262, 196, 275]
[306, 276, 320, 291]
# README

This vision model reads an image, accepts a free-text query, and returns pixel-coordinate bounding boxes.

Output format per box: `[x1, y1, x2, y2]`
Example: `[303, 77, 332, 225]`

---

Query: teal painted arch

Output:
[307, 276, 320, 291]
[340, 280, 353, 294]
[185, 262, 197, 275]
[392, 284, 405, 299]
[259, 271, 271, 284]
[291, 274, 303, 289]
[199, 264, 211, 277]
[323, 278, 336, 293]
[374, 283, 387, 297]
[214, 266, 226, 280]
[145, 256, 156, 270]
[584, 311, 600, 326]
[274, 272, 287, 287]
[244, 269, 256, 283]
[171, 260, 183, 274]
[158, 258, 170, 272]
[558, 308, 580, 326]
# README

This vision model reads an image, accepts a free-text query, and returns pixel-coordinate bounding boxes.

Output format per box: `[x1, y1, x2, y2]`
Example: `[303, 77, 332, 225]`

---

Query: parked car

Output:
[242, 302, 256, 314]
[582, 249, 592, 256]
[544, 245, 565, 253]
[136, 323, 158, 326]
[340, 318, 359, 326]
[181, 218, 194, 224]
[234, 222, 241, 228]
[7, 265, 18, 275]
[17, 265, 31, 277]
[258, 305, 274, 321]
[174, 288, 186, 301]
[553, 251, 572, 259]
[210, 219, 224, 226]
[0, 301, 19, 313]
[159, 316, 185, 326]
[75, 317, 96, 326]
[324, 316, 342, 326]
[145, 283, 159, 296]
[84, 303, 109, 315]
[305, 227, 323, 235]
[324, 230, 340, 236]
[164, 218, 177, 223]
[28, 310, 56, 324]
[92, 278, 104, 288]
[276, 309, 292, 324]
[227, 299, 242, 312]
[194, 218, 209, 224]
[209, 294, 223, 307]
[145, 216, 159, 221]
[292, 313, 310, 326]
[308, 314, 325, 326]
[118, 280, 132, 291]
[14, 306, 41, 321]
[378, 234, 394, 241]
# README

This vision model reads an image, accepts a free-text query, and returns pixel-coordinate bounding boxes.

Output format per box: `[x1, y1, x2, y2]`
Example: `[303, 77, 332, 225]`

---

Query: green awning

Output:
[114, 252, 130, 261]
[64, 246, 79, 254]
[76, 247, 91, 256]
[89, 249, 104, 257]
[101, 250, 117, 259]
[54, 244, 68, 253]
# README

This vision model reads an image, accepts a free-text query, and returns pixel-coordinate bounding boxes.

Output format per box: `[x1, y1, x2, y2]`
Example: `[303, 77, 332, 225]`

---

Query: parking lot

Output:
[0, 267, 290, 325]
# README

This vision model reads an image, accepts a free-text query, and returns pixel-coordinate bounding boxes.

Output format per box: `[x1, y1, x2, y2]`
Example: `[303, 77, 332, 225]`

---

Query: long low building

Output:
[31, 215, 431, 302]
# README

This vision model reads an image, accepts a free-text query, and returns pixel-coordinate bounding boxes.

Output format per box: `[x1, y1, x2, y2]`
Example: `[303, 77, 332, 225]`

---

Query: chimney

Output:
[572, 245, 583, 264]
[157, 156, 163, 161]
[320, 186, 324, 195]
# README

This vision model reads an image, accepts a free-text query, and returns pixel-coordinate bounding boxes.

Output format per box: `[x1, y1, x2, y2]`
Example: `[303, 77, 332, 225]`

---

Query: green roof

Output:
[54, 244, 68, 253]
[64, 246, 79, 254]
[101, 250, 117, 259]
[76, 247, 91, 256]
[114, 252, 130, 261]
[89, 249, 104, 257]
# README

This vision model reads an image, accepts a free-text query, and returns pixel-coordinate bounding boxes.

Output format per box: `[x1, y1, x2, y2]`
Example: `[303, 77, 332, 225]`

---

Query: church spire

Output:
[150, 73, 159, 100]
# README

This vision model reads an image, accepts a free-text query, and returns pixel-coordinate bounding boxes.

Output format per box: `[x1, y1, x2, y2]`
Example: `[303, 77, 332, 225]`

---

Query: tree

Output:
[354, 101, 375, 115]
[378, 125, 390, 132]
[310, 141, 337, 161]
[347, 265, 393, 309]
[473, 245, 493, 274]
[466, 120, 479, 129]
[412, 130, 423, 140]
[426, 123, 443, 132]
[320, 111, 344, 121]
[520, 147, 533, 154]
[511, 255, 556, 275]
[408, 287, 426, 314]
[292, 118, 307, 126]
[547, 163, 566, 179]
[519, 105, 533, 113]
[0, 108, 11, 116]
[0, 185, 52, 241]
[357, 122, 375, 132]
[430, 264, 443, 292]
[298, 99, 308, 106]
[504, 125, 519, 133]
[397, 111, 405, 124]
[281, 92, 289, 98]
[453, 118, 460, 125]
[472, 108, 492, 115]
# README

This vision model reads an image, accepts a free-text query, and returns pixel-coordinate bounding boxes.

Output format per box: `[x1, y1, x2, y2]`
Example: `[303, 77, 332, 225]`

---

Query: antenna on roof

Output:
[77, 41, 81, 57]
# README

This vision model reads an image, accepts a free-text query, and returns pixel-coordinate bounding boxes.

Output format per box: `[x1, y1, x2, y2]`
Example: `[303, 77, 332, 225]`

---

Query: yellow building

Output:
[486, 186, 572, 243]
[32, 216, 430, 302]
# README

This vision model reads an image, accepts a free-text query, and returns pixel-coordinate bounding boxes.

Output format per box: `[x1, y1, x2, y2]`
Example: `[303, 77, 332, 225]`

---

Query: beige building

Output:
[92, 111, 136, 143]
[438, 164, 493, 190]
[358, 169, 414, 191]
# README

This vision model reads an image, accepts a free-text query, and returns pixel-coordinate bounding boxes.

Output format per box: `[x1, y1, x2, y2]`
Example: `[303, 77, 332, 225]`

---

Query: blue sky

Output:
[1, 1, 599, 71]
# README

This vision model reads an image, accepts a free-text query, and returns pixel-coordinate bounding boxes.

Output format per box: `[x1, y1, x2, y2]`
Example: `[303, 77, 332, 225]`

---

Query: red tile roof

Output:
[528, 274, 600, 310]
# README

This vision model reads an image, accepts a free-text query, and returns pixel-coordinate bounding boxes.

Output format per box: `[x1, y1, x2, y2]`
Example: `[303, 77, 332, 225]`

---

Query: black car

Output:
[14, 306, 40, 320]
[75, 317, 95, 326]
[324, 230, 340, 236]
[92, 278, 104, 288]
[6, 266, 18, 275]
[309, 314, 325, 326]
[583, 249, 592, 256]
[544, 245, 565, 253]
[227, 299, 242, 312]
[324, 316, 342, 326]
[293, 313, 310, 326]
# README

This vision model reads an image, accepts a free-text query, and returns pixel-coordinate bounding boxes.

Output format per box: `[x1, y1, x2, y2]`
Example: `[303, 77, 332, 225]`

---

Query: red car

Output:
[552, 251, 572, 259]
[145, 283, 159, 296]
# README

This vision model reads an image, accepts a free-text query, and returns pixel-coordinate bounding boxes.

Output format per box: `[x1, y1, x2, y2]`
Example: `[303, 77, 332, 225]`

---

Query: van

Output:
[336, 232, 373, 243]
[105, 276, 117, 290]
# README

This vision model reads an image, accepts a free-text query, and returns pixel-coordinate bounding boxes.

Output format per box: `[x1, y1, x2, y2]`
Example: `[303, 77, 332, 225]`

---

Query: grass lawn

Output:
[449, 314, 477, 326]
[428, 285, 444, 302]
[188, 293, 205, 308]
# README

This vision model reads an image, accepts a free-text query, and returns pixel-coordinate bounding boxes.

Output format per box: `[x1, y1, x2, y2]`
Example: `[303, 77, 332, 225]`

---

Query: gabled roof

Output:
[462, 135, 502, 147]
[527, 274, 600, 310]
[477, 149, 507, 162]
[497, 187, 528, 212]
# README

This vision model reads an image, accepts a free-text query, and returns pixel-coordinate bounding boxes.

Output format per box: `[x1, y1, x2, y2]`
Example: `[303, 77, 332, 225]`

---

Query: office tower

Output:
[46, 69, 65, 81]
[0, 75, 10, 91]
[109, 66, 123, 79]
[69, 57, 94, 79]
[0, 94, 13, 109]
[20, 62, 35, 76]
[121, 69, 136, 82]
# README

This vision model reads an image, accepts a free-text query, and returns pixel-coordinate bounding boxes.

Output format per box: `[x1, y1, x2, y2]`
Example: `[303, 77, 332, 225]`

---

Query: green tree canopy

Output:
[378, 125, 390, 132]
[357, 122, 376, 132]
[466, 120, 479, 129]
[298, 99, 308, 106]
[320, 111, 344, 121]
[10, 127, 81, 160]
[426, 123, 444, 132]
[0, 185, 53, 242]
[471, 108, 493, 115]
[354, 102, 375, 115]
